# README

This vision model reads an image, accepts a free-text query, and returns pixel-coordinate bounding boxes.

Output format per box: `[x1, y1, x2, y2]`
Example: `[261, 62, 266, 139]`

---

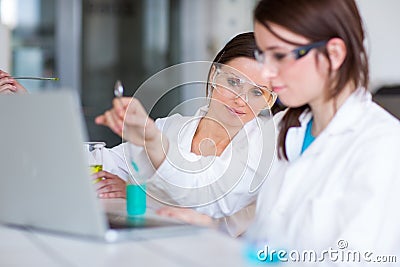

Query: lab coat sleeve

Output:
[215, 201, 257, 237]
[146, 115, 277, 219]
[102, 117, 169, 181]
[298, 127, 400, 262]
[336, 129, 400, 256]
[102, 143, 130, 181]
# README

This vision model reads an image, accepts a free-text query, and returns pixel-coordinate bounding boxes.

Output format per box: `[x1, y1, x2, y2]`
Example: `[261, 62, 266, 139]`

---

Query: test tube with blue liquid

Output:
[126, 158, 147, 215]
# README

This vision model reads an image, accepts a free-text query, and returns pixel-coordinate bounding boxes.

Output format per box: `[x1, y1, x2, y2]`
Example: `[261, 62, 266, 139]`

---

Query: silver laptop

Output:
[0, 91, 198, 242]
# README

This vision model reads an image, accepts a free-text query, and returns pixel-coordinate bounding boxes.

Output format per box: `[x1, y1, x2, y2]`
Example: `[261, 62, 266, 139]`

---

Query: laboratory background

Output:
[0, 0, 399, 148]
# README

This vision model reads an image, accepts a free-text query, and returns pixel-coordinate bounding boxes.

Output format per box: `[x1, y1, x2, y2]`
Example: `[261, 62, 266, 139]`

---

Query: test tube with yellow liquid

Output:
[84, 142, 106, 183]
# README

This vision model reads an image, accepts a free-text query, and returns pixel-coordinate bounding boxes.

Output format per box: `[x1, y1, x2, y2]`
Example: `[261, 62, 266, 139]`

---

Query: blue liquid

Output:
[131, 160, 140, 172]
[126, 184, 146, 215]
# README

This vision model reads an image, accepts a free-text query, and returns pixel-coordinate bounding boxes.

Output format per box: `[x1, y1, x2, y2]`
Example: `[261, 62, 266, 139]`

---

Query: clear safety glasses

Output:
[211, 66, 277, 109]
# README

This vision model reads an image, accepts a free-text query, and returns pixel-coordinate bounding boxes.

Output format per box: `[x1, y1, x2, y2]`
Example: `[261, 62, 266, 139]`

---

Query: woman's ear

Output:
[326, 38, 347, 70]
[209, 64, 218, 89]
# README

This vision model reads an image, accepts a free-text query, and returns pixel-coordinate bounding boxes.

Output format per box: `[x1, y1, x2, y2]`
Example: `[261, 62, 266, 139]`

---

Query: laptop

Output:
[0, 91, 199, 242]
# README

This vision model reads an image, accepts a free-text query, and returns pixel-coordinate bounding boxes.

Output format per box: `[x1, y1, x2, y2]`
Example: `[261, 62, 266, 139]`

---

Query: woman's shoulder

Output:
[362, 101, 400, 136]
[348, 88, 399, 134]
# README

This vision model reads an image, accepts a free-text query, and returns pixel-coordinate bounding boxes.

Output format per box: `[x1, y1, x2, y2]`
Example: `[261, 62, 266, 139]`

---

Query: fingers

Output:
[13, 80, 28, 93]
[0, 77, 15, 87]
[95, 109, 123, 136]
[92, 170, 121, 184]
[109, 97, 131, 121]
[0, 88, 17, 94]
[104, 110, 123, 134]
[113, 97, 130, 117]
[92, 171, 127, 199]
[95, 97, 132, 136]
[123, 99, 156, 138]
[0, 70, 28, 94]
[98, 191, 126, 199]
[0, 70, 11, 79]
[94, 96, 159, 146]
[0, 78, 17, 94]
[94, 114, 106, 125]
[124, 98, 149, 125]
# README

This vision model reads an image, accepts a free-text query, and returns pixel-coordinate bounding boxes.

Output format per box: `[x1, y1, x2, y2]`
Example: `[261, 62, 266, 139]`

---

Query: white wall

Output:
[180, 0, 400, 95]
[0, 23, 10, 71]
[356, 0, 400, 91]
[180, 0, 256, 63]
[180, 0, 257, 115]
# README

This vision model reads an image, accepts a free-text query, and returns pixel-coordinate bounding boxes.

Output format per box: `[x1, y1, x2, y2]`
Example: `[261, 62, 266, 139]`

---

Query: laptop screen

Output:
[0, 91, 109, 239]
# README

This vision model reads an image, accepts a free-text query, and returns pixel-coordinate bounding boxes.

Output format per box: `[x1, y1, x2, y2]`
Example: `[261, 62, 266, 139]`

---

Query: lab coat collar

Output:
[285, 113, 312, 161]
[197, 105, 209, 116]
[285, 87, 370, 161]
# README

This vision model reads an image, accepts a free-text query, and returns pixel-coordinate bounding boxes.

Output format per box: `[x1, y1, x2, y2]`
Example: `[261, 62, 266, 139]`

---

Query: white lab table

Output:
[0, 199, 255, 267]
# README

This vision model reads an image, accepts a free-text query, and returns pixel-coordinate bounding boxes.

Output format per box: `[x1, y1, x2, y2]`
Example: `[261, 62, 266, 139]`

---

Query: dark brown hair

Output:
[213, 32, 257, 64]
[206, 32, 257, 96]
[254, 0, 369, 160]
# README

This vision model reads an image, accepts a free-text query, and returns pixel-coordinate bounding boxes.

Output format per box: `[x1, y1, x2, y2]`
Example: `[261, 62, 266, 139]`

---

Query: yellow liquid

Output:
[90, 165, 103, 183]
[90, 164, 103, 174]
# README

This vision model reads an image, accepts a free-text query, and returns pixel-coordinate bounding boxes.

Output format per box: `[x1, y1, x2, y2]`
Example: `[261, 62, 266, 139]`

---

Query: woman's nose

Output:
[234, 93, 247, 106]
[260, 63, 278, 80]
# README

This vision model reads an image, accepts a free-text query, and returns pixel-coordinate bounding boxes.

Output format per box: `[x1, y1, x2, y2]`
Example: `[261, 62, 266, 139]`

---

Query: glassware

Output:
[83, 142, 106, 183]
[125, 143, 147, 216]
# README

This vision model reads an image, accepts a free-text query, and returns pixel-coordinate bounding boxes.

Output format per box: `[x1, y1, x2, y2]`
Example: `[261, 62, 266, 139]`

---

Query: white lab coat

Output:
[103, 106, 276, 221]
[249, 88, 400, 263]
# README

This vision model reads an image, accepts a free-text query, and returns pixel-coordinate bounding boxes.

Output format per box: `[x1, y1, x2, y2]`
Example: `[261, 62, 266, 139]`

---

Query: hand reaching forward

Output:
[0, 70, 28, 94]
[95, 97, 169, 169]
[156, 206, 215, 227]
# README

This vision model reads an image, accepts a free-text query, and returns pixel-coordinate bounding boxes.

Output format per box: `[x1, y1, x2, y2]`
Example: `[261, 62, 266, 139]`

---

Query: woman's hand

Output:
[0, 70, 28, 94]
[95, 97, 159, 145]
[92, 170, 127, 199]
[95, 97, 129, 137]
[95, 97, 169, 169]
[156, 206, 214, 227]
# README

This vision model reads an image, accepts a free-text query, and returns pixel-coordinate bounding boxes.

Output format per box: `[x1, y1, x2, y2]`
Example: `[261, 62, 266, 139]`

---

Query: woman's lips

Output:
[226, 106, 246, 116]
[272, 86, 285, 93]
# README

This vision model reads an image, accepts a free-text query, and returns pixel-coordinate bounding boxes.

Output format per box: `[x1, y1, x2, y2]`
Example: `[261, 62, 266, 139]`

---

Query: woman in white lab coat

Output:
[103, 0, 400, 256]
[246, 0, 400, 259]
[96, 32, 278, 236]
